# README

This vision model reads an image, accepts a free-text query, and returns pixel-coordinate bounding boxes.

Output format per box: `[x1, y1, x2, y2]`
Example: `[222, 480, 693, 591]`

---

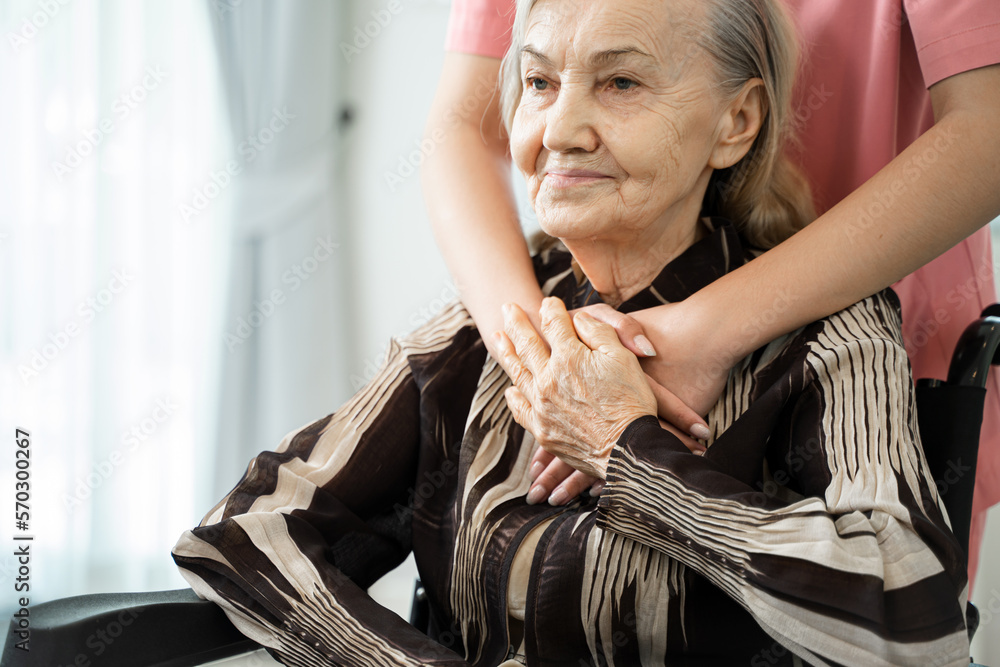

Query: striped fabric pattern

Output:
[172, 219, 969, 666]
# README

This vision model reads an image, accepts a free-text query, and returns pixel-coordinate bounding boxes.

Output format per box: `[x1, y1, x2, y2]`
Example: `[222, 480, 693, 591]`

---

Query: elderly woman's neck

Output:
[566, 218, 706, 308]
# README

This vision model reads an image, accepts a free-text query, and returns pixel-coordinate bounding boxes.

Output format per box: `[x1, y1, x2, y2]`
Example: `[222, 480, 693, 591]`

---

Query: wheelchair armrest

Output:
[0, 588, 260, 667]
[946, 311, 1000, 388]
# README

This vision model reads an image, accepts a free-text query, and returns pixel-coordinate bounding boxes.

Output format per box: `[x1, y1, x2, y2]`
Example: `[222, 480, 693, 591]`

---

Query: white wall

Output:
[340, 0, 455, 388]
[972, 503, 1000, 664]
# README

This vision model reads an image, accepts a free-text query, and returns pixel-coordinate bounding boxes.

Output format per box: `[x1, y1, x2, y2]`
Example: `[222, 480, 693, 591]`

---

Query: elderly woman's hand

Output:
[515, 301, 712, 505]
[494, 297, 658, 487]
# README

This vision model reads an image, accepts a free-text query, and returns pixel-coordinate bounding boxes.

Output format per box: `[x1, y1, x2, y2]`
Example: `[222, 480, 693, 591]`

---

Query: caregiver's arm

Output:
[422, 53, 544, 341]
[632, 64, 1000, 414]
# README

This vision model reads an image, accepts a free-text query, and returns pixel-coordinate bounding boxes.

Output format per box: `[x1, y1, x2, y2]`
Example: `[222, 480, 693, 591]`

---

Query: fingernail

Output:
[575, 311, 593, 322]
[634, 335, 656, 357]
[549, 487, 569, 506]
[526, 485, 547, 505]
[590, 480, 606, 496]
[694, 449, 706, 457]
[529, 461, 544, 479]
[690, 424, 711, 440]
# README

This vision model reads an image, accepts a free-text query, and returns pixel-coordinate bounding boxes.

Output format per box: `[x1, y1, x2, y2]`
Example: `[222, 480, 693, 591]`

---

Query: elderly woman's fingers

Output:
[504, 386, 534, 431]
[576, 303, 657, 358]
[493, 331, 536, 395]
[572, 310, 629, 356]
[503, 303, 550, 375]
[646, 374, 711, 442]
[539, 297, 583, 353]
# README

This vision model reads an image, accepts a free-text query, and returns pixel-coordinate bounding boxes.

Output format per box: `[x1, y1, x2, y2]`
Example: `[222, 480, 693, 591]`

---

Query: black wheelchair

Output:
[4, 307, 998, 667]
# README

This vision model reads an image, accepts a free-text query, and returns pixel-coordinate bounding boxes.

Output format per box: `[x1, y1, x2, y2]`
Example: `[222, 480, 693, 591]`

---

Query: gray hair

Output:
[498, 0, 815, 249]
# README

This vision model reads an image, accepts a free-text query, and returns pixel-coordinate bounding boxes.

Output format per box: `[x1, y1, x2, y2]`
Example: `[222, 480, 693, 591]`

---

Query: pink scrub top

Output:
[444, 0, 1000, 585]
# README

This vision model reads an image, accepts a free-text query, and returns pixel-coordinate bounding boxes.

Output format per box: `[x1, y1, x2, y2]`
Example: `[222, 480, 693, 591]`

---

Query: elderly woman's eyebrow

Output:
[520, 45, 657, 69]
[588, 47, 657, 68]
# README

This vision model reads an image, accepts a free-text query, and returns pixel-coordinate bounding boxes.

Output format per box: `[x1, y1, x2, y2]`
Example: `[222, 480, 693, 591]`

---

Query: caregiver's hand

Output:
[577, 302, 717, 437]
[494, 297, 658, 490]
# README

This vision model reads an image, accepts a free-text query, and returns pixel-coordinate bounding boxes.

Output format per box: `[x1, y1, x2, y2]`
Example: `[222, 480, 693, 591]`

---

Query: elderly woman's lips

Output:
[544, 171, 612, 187]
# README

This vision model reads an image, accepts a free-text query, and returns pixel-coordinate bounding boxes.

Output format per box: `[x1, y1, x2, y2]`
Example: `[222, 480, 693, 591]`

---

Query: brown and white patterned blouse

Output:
[172, 219, 969, 667]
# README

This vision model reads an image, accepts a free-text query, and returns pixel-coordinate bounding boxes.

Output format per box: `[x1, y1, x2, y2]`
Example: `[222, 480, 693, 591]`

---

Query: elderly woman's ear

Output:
[709, 78, 767, 170]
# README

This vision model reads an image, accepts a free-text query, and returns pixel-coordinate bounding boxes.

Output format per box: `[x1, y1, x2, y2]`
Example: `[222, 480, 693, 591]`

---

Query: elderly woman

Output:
[172, 0, 969, 665]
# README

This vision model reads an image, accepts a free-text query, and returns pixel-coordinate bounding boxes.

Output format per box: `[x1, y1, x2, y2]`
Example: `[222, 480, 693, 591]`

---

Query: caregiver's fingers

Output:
[539, 297, 583, 354]
[576, 303, 657, 358]
[658, 418, 706, 455]
[548, 470, 598, 506]
[529, 447, 555, 481]
[503, 303, 550, 375]
[646, 374, 712, 442]
[525, 457, 576, 505]
[493, 331, 535, 393]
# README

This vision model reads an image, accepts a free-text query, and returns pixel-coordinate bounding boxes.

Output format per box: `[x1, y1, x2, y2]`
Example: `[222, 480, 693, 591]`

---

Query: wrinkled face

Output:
[510, 0, 726, 244]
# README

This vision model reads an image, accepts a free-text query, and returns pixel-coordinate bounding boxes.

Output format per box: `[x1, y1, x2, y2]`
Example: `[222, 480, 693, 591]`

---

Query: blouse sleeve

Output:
[596, 311, 970, 666]
[904, 0, 1000, 87]
[444, 0, 516, 59]
[171, 303, 475, 666]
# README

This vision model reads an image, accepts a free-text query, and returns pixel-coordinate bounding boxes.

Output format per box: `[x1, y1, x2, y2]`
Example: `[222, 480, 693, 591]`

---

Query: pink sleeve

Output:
[904, 0, 1000, 86]
[444, 0, 516, 59]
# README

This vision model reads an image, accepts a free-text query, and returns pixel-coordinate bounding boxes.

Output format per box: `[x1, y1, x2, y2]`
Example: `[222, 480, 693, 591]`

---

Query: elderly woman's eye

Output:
[612, 77, 638, 91]
[528, 77, 549, 91]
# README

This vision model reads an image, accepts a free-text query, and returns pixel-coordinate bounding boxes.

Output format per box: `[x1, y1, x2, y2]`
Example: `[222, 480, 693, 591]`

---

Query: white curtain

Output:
[0, 0, 349, 613]
[0, 0, 231, 603]
[205, 0, 351, 497]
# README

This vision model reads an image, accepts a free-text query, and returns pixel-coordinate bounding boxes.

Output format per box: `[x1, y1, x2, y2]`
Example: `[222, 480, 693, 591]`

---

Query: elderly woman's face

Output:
[510, 0, 725, 244]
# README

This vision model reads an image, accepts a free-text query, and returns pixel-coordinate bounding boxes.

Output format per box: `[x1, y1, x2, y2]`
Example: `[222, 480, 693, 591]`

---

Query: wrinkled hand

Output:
[524, 302, 714, 505]
[493, 297, 658, 487]
[526, 416, 705, 505]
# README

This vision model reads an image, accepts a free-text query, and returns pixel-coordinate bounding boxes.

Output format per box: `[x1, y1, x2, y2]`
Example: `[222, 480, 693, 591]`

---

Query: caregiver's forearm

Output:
[421, 53, 544, 349]
[647, 65, 1000, 370]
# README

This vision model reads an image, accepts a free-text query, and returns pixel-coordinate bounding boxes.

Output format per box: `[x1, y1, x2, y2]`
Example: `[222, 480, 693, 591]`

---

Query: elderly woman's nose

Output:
[542, 85, 600, 154]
